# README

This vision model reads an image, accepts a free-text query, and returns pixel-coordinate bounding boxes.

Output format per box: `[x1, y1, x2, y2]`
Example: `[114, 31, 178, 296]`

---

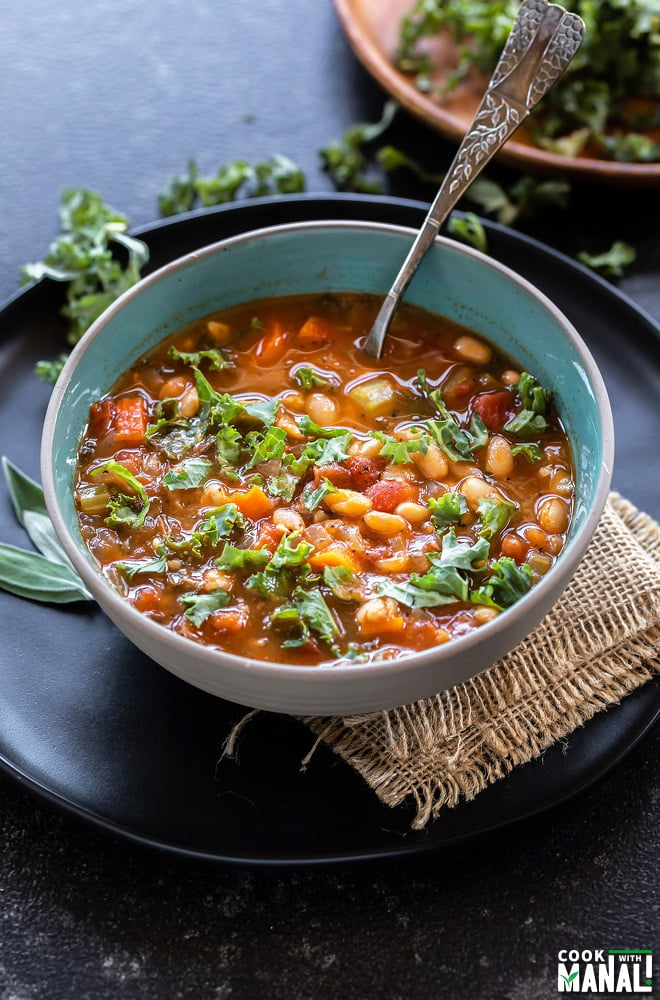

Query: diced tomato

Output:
[472, 390, 515, 432]
[112, 450, 143, 476]
[346, 455, 383, 491]
[254, 320, 291, 366]
[88, 399, 116, 440]
[113, 395, 148, 444]
[406, 620, 452, 650]
[364, 478, 415, 512]
[132, 585, 163, 614]
[312, 463, 353, 490]
[500, 532, 529, 564]
[254, 519, 284, 552]
[445, 376, 479, 407]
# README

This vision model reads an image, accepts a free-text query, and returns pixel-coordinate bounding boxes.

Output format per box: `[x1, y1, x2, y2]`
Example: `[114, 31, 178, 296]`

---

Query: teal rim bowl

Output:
[41, 220, 614, 715]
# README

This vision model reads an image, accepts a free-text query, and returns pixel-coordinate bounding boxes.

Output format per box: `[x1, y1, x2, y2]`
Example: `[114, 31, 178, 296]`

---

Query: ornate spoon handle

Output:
[363, 0, 585, 357]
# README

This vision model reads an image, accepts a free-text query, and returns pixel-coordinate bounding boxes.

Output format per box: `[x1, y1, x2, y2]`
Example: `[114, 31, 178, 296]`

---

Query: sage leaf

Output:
[0, 542, 92, 603]
[2, 456, 48, 527]
[23, 509, 75, 568]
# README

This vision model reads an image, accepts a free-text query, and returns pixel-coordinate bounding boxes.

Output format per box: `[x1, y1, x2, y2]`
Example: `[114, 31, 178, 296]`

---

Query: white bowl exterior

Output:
[41, 221, 614, 715]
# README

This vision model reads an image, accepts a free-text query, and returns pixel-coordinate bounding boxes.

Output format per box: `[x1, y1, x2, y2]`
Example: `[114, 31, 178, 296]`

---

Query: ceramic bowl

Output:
[41, 221, 614, 715]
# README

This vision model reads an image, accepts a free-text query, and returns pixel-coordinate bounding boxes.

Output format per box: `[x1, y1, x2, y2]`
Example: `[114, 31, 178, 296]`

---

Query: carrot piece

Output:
[296, 315, 335, 346]
[308, 547, 361, 573]
[223, 485, 273, 519]
[113, 396, 148, 444]
[359, 614, 406, 638]
[254, 320, 291, 366]
[208, 607, 249, 632]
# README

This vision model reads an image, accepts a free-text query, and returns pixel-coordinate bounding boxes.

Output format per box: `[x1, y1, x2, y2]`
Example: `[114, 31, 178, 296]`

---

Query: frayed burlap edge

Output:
[301, 492, 660, 829]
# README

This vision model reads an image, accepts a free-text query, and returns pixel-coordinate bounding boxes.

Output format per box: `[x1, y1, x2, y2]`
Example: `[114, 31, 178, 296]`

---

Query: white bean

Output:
[485, 435, 514, 479]
[363, 510, 408, 535]
[537, 496, 569, 534]
[306, 393, 339, 425]
[453, 334, 492, 366]
[459, 475, 505, 511]
[395, 501, 429, 525]
[325, 490, 372, 517]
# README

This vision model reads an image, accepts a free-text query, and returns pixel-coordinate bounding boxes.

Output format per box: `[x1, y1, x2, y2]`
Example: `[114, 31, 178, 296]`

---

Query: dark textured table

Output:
[0, 3, 658, 998]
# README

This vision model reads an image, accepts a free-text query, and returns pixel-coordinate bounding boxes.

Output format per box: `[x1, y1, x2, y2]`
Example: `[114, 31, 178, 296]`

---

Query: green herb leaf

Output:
[180, 587, 232, 626]
[472, 557, 533, 609]
[511, 442, 544, 463]
[0, 541, 92, 603]
[215, 544, 271, 572]
[168, 345, 233, 371]
[273, 586, 341, 649]
[114, 545, 168, 580]
[244, 397, 281, 426]
[517, 371, 552, 414]
[268, 532, 314, 570]
[193, 368, 245, 426]
[35, 355, 69, 386]
[577, 241, 637, 278]
[409, 563, 469, 602]
[2, 456, 49, 528]
[417, 369, 474, 460]
[297, 415, 351, 439]
[158, 155, 306, 217]
[293, 366, 329, 390]
[319, 100, 398, 192]
[91, 460, 150, 527]
[427, 491, 468, 529]
[476, 498, 515, 540]
[23, 509, 74, 568]
[303, 477, 338, 512]
[322, 564, 364, 602]
[23, 189, 149, 352]
[467, 412, 489, 450]
[162, 457, 214, 490]
[285, 432, 353, 475]
[246, 425, 287, 468]
[245, 532, 314, 599]
[446, 213, 488, 254]
[175, 504, 244, 555]
[216, 425, 243, 472]
[374, 576, 456, 608]
[434, 528, 491, 571]
[503, 410, 549, 436]
[504, 371, 552, 437]
[371, 430, 430, 465]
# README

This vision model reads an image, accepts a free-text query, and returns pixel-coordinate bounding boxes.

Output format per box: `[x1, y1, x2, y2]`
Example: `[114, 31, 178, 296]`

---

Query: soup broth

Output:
[74, 292, 575, 665]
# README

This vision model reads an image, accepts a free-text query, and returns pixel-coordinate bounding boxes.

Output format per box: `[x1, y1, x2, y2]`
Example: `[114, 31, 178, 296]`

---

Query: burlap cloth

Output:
[295, 492, 660, 829]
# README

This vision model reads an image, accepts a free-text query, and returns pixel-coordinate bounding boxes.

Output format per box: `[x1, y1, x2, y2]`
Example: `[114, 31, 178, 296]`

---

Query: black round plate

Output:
[0, 194, 658, 866]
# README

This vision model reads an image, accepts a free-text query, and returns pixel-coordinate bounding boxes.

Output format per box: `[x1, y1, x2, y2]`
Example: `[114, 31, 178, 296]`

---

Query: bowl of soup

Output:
[41, 221, 614, 715]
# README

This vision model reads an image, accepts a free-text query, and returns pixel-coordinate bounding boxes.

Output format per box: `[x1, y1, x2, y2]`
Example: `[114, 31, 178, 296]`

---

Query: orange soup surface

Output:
[75, 293, 575, 665]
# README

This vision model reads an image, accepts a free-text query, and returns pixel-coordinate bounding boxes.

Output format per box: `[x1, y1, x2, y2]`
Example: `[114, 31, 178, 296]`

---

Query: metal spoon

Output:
[363, 0, 585, 357]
